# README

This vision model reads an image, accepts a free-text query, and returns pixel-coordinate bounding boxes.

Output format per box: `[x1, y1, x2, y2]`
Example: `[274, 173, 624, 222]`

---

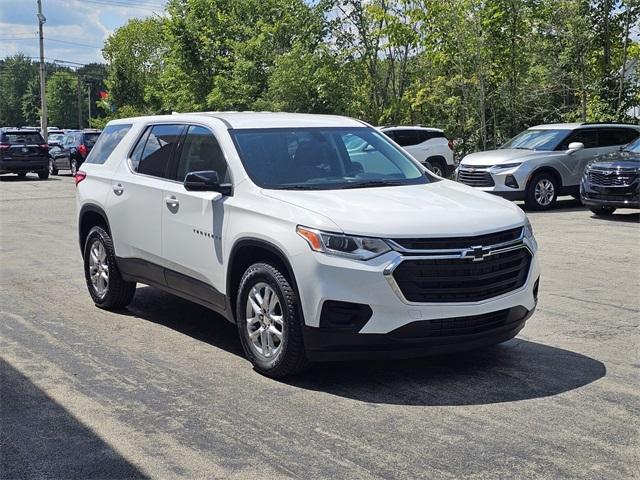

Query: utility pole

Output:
[76, 71, 82, 128]
[87, 83, 91, 127]
[37, 0, 47, 140]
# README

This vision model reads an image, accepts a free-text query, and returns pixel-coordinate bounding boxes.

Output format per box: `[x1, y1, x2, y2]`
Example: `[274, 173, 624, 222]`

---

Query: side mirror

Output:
[567, 142, 584, 154]
[184, 170, 232, 195]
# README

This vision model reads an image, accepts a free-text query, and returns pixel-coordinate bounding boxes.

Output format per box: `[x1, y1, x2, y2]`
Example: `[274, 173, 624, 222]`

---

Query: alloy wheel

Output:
[534, 179, 555, 206]
[245, 282, 284, 361]
[88, 239, 109, 298]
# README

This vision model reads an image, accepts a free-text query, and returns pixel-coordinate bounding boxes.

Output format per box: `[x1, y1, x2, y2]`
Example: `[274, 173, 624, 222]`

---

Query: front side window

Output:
[174, 126, 228, 182]
[502, 129, 570, 151]
[558, 129, 598, 149]
[136, 124, 183, 178]
[231, 127, 428, 190]
[85, 124, 131, 165]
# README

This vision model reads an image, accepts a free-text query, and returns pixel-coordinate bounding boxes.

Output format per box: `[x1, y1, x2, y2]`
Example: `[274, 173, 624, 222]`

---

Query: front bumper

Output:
[293, 238, 540, 360]
[581, 179, 640, 209]
[455, 165, 528, 199]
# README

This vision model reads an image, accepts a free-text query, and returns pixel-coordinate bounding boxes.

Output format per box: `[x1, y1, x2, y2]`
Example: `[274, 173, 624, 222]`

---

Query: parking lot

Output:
[1, 173, 638, 479]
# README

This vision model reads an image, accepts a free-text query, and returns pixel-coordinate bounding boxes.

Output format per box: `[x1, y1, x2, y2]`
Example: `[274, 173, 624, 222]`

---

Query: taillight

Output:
[78, 144, 88, 157]
[75, 170, 87, 186]
[448, 140, 454, 151]
[0, 143, 10, 150]
[40, 144, 49, 150]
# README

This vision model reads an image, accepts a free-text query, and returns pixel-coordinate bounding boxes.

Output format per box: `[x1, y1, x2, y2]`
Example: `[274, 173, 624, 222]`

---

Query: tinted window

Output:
[598, 128, 639, 147]
[83, 132, 101, 147]
[85, 124, 131, 165]
[232, 127, 428, 190]
[559, 129, 598, 149]
[130, 128, 150, 171]
[137, 124, 183, 178]
[3, 131, 44, 144]
[394, 130, 423, 147]
[174, 126, 228, 182]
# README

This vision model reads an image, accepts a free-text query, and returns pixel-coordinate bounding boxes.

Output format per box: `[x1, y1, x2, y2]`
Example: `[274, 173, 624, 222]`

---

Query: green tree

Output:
[0, 54, 38, 126]
[46, 71, 82, 128]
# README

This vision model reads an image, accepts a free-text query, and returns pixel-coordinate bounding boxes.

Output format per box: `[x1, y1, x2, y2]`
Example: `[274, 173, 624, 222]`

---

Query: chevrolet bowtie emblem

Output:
[464, 245, 491, 261]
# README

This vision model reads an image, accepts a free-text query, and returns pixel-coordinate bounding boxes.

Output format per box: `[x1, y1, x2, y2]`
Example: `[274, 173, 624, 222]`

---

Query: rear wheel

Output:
[236, 262, 310, 378]
[590, 206, 616, 216]
[83, 226, 136, 309]
[37, 169, 49, 180]
[525, 173, 558, 210]
[424, 158, 445, 177]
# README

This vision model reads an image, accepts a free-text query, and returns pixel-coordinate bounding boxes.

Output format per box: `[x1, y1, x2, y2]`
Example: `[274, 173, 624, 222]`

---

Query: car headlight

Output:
[297, 226, 391, 260]
[523, 218, 537, 251]
[491, 162, 522, 171]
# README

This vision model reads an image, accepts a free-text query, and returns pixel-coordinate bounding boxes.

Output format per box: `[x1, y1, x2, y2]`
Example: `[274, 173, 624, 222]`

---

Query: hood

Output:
[588, 151, 640, 171]
[262, 180, 526, 238]
[461, 148, 562, 166]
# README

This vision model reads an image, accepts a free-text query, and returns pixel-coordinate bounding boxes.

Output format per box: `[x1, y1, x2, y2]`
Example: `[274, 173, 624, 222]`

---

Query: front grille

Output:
[391, 227, 522, 251]
[588, 170, 637, 187]
[390, 309, 511, 338]
[458, 169, 495, 187]
[392, 248, 532, 303]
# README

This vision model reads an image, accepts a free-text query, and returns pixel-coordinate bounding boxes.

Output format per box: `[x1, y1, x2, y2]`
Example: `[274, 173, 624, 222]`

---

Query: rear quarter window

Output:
[84, 124, 132, 165]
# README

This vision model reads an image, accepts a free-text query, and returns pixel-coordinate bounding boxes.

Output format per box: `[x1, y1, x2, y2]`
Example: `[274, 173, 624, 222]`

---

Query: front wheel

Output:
[49, 159, 58, 176]
[37, 169, 49, 180]
[83, 226, 136, 309]
[525, 173, 558, 210]
[236, 262, 310, 378]
[590, 206, 616, 216]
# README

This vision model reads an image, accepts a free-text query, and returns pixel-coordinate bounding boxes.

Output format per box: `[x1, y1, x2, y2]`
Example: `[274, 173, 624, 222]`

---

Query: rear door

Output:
[106, 123, 184, 269]
[393, 130, 427, 161]
[160, 125, 229, 306]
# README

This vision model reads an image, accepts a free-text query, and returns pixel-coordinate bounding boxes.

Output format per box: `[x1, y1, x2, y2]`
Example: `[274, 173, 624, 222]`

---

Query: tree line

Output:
[1, 0, 638, 156]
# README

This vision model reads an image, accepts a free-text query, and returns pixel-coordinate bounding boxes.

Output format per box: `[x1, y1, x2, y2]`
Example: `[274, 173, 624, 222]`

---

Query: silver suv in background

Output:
[380, 126, 455, 177]
[456, 123, 640, 210]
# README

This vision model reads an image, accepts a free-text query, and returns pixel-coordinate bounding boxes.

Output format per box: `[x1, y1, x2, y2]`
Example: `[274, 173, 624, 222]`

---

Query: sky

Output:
[0, 0, 167, 66]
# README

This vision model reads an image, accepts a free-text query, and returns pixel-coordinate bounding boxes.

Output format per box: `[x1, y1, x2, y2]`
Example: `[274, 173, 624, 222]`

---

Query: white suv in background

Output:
[379, 126, 455, 177]
[76, 112, 539, 378]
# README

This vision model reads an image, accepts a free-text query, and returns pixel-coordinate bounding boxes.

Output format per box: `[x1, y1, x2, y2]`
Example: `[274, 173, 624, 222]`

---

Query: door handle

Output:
[165, 195, 179, 210]
[112, 184, 124, 196]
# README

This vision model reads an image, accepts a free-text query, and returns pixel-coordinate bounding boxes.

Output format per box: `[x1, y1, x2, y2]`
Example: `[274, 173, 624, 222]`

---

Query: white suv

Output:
[76, 112, 540, 377]
[379, 126, 455, 177]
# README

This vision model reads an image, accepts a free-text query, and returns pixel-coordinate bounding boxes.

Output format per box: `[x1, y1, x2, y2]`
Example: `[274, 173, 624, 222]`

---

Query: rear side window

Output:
[598, 128, 639, 147]
[173, 125, 228, 182]
[394, 130, 423, 147]
[85, 125, 131, 165]
[83, 132, 101, 148]
[136, 124, 183, 178]
[3, 131, 44, 144]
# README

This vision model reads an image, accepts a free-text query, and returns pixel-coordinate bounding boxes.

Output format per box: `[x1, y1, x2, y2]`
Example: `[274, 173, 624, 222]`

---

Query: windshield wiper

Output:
[341, 180, 405, 189]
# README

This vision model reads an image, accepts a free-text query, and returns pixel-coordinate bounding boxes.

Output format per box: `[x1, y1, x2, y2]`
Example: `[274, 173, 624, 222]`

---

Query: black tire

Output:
[37, 169, 49, 180]
[424, 158, 446, 177]
[83, 226, 136, 309]
[70, 158, 78, 176]
[49, 159, 58, 176]
[590, 206, 616, 216]
[525, 172, 558, 210]
[236, 262, 310, 378]
[16, 172, 26, 178]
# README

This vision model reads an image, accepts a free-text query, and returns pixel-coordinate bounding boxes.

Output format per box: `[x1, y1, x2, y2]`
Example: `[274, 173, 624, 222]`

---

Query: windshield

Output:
[49, 134, 64, 142]
[623, 136, 640, 154]
[84, 132, 101, 147]
[231, 127, 429, 190]
[501, 129, 570, 151]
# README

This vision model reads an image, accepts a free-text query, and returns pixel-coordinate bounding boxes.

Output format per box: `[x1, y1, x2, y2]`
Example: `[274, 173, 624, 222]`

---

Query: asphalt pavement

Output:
[1, 173, 638, 479]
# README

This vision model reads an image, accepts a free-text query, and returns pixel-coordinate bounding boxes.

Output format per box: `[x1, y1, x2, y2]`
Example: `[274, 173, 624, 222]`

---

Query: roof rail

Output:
[581, 121, 640, 126]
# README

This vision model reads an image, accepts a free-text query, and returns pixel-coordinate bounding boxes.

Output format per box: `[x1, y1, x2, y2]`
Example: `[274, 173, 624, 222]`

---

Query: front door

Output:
[161, 125, 229, 307]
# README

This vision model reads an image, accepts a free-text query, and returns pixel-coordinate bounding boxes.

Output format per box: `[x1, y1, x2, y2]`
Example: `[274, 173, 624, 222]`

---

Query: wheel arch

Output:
[527, 166, 563, 189]
[227, 238, 301, 323]
[78, 204, 111, 257]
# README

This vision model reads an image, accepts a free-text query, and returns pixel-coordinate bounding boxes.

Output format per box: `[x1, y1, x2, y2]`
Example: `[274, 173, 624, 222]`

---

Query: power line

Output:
[53, 0, 167, 11]
[0, 37, 101, 49]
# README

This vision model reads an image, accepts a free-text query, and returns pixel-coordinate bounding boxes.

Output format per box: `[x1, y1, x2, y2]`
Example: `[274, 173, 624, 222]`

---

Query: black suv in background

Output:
[581, 136, 640, 215]
[49, 129, 101, 175]
[0, 128, 50, 179]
